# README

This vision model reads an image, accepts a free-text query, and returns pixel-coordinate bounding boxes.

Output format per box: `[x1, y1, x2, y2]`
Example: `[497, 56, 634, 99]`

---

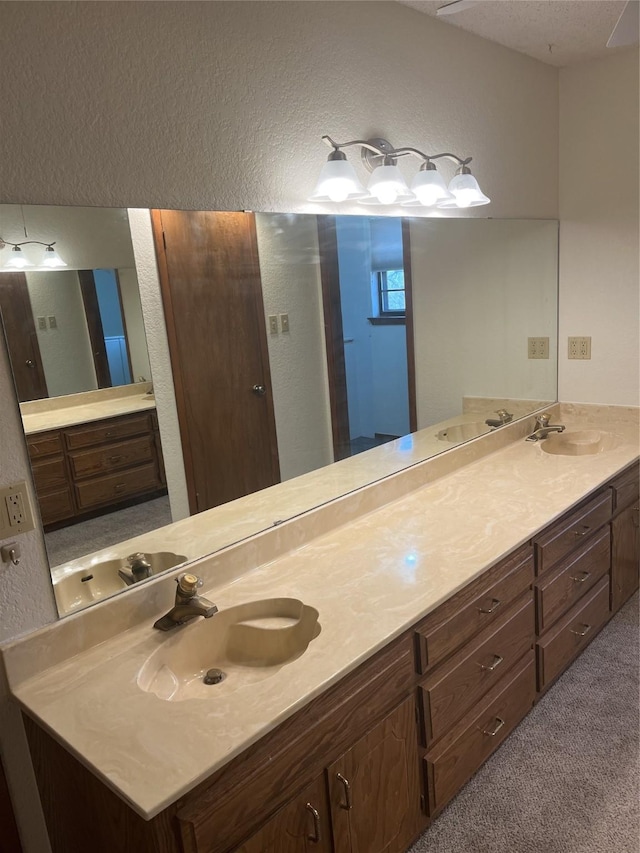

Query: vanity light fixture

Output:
[310, 136, 490, 209]
[0, 237, 67, 269]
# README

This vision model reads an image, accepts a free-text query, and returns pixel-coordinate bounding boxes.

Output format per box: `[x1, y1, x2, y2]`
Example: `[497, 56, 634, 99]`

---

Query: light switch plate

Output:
[280, 313, 290, 333]
[48, 315, 57, 329]
[268, 315, 278, 335]
[568, 336, 591, 359]
[37, 316, 47, 330]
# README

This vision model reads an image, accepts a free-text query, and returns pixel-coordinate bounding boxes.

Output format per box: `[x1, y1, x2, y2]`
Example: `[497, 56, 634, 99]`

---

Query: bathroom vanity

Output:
[21, 388, 166, 528]
[3, 404, 638, 853]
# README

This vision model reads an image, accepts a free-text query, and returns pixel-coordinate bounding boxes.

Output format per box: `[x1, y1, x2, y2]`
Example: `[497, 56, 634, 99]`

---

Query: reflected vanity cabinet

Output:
[26, 412, 166, 528]
[23, 465, 637, 853]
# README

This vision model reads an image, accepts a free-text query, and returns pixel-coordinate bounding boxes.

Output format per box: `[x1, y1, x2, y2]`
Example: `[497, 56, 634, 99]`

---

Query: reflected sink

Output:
[138, 598, 321, 702]
[540, 430, 622, 456]
[437, 422, 492, 443]
[54, 552, 188, 615]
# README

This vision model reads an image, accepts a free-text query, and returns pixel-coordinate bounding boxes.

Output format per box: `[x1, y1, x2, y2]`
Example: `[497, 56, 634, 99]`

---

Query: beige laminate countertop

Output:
[3, 403, 638, 820]
[21, 392, 156, 434]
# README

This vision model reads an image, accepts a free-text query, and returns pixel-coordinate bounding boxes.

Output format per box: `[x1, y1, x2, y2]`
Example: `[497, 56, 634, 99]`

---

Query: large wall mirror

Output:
[0, 204, 558, 617]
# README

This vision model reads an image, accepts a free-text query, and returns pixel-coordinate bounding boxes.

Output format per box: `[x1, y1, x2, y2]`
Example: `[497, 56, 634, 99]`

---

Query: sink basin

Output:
[540, 430, 622, 456]
[53, 552, 188, 615]
[138, 598, 321, 702]
[437, 422, 492, 443]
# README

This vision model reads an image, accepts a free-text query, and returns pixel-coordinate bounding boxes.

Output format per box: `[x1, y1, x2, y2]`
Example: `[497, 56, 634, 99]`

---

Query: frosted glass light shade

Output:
[360, 165, 413, 206]
[437, 173, 490, 208]
[41, 246, 67, 268]
[309, 159, 368, 202]
[3, 246, 33, 269]
[404, 168, 453, 207]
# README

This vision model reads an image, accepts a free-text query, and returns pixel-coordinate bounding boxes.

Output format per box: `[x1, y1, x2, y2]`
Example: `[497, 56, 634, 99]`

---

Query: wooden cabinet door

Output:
[235, 774, 332, 853]
[327, 696, 421, 853]
[611, 504, 640, 612]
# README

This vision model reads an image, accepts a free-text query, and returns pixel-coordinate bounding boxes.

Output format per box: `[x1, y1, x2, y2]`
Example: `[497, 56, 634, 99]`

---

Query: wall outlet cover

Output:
[0, 482, 36, 540]
[528, 337, 549, 359]
[568, 336, 591, 359]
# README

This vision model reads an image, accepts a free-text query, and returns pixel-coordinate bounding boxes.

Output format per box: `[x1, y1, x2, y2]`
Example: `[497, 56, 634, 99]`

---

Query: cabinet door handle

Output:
[477, 598, 501, 614]
[570, 623, 591, 638]
[477, 654, 504, 672]
[305, 803, 322, 843]
[570, 570, 591, 583]
[573, 525, 590, 537]
[107, 455, 123, 463]
[480, 716, 505, 737]
[336, 772, 352, 810]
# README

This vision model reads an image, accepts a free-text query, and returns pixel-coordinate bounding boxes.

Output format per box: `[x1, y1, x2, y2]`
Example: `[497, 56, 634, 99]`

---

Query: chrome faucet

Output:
[153, 573, 218, 631]
[526, 413, 566, 442]
[485, 409, 513, 428]
[118, 552, 153, 586]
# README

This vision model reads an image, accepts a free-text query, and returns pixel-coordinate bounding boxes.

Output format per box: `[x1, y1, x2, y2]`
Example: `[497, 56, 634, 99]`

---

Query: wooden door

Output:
[78, 270, 113, 388]
[0, 272, 48, 401]
[152, 210, 280, 514]
[611, 504, 640, 612]
[327, 696, 422, 853]
[236, 774, 332, 852]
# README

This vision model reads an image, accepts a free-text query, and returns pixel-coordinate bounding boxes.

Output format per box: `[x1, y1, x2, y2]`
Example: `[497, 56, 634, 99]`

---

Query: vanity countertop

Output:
[2, 403, 638, 820]
[20, 386, 156, 435]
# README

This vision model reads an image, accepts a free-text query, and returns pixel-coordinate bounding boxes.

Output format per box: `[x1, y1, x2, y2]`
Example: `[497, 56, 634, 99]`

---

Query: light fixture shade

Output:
[437, 172, 490, 208]
[41, 246, 67, 268]
[3, 246, 34, 269]
[309, 159, 368, 202]
[359, 165, 414, 206]
[403, 168, 453, 207]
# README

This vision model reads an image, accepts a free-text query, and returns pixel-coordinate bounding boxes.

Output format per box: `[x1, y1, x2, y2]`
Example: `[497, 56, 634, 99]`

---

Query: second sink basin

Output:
[437, 422, 492, 443]
[540, 429, 621, 456]
[54, 552, 188, 615]
[138, 598, 321, 702]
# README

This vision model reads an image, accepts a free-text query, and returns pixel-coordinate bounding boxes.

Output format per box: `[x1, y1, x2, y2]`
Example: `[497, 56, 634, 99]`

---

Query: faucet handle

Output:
[177, 572, 203, 596]
[535, 412, 551, 428]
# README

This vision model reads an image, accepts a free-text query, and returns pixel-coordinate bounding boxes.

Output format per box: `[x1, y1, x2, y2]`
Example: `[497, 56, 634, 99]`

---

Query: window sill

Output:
[367, 316, 406, 326]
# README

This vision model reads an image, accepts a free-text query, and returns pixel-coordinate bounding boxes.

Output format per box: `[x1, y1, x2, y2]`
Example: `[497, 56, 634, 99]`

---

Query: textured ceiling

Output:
[397, 0, 635, 67]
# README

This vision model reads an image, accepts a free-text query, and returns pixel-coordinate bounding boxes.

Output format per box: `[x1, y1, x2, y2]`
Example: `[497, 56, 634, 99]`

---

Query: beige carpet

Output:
[409, 592, 639, 853]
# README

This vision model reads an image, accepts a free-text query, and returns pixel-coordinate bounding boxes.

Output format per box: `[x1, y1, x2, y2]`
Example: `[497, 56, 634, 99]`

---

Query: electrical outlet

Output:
[528, 337, 549, 359]
[0, 482, 35, 539]
[268, 315, 278, 335]
[37, 316, 47, 330]
[280, 313, 290, 333]
[568, 336, 591, 359]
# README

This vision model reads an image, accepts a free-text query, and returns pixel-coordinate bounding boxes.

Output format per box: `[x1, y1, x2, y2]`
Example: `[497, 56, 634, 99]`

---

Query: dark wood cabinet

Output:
[24, 464, 638, 853]
[27, 411, 166, 529]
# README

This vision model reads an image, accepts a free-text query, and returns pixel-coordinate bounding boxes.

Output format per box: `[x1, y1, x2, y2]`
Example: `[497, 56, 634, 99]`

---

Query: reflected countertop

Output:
[2, 402, 638, 821]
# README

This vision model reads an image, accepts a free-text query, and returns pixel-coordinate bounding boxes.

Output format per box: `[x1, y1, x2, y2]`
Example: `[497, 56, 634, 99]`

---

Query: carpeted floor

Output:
[408, 592, 639, 853]
[45, 496, 172, 567]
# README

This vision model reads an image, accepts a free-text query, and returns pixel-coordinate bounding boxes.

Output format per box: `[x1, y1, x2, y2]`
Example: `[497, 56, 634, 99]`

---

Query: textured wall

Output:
[558, 49, 639, 405]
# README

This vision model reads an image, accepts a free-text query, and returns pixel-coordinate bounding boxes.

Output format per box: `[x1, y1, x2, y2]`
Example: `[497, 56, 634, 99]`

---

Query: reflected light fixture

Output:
[0, 237, 67, 269]
[310, 136, 490, 210]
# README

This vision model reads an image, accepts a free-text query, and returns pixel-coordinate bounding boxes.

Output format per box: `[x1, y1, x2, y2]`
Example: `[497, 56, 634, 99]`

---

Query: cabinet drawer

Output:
[420, 594, 533, 746]
[424, 652, 535, 816]
[64, 414, 152, 450]
[535, 527, 610, 634]
[27, 431, 63, 458]
[32, 457, 68, 493]
[536, 575, 610, 691]
[68, 436, 155, 480]
[611, 463, 639, 511]
[39, 488, 75, 526]
[74, 464, 159, 511]
[534, 490, 612, 576]
[415, 545, 533, 673]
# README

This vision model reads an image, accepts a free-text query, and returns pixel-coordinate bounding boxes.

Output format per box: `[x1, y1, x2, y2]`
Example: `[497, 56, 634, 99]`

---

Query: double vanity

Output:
[2, 402, 638, 853]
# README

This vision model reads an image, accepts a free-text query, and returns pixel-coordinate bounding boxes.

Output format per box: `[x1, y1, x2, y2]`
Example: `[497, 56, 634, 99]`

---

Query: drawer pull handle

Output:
[478, 654, 504, 672]
[114, 483, 126, 493]
[574, 525, 591, 537]
[336, 773, 352, 810]
[570, 570, 591, 583]
[305, 803, 322, 843]
[107, 455, 124, 463]
[481, 717, 505, 737]
[570, 623, 591, 638]
[477, 598, 501, 615]
[104, 431, 113, 437]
